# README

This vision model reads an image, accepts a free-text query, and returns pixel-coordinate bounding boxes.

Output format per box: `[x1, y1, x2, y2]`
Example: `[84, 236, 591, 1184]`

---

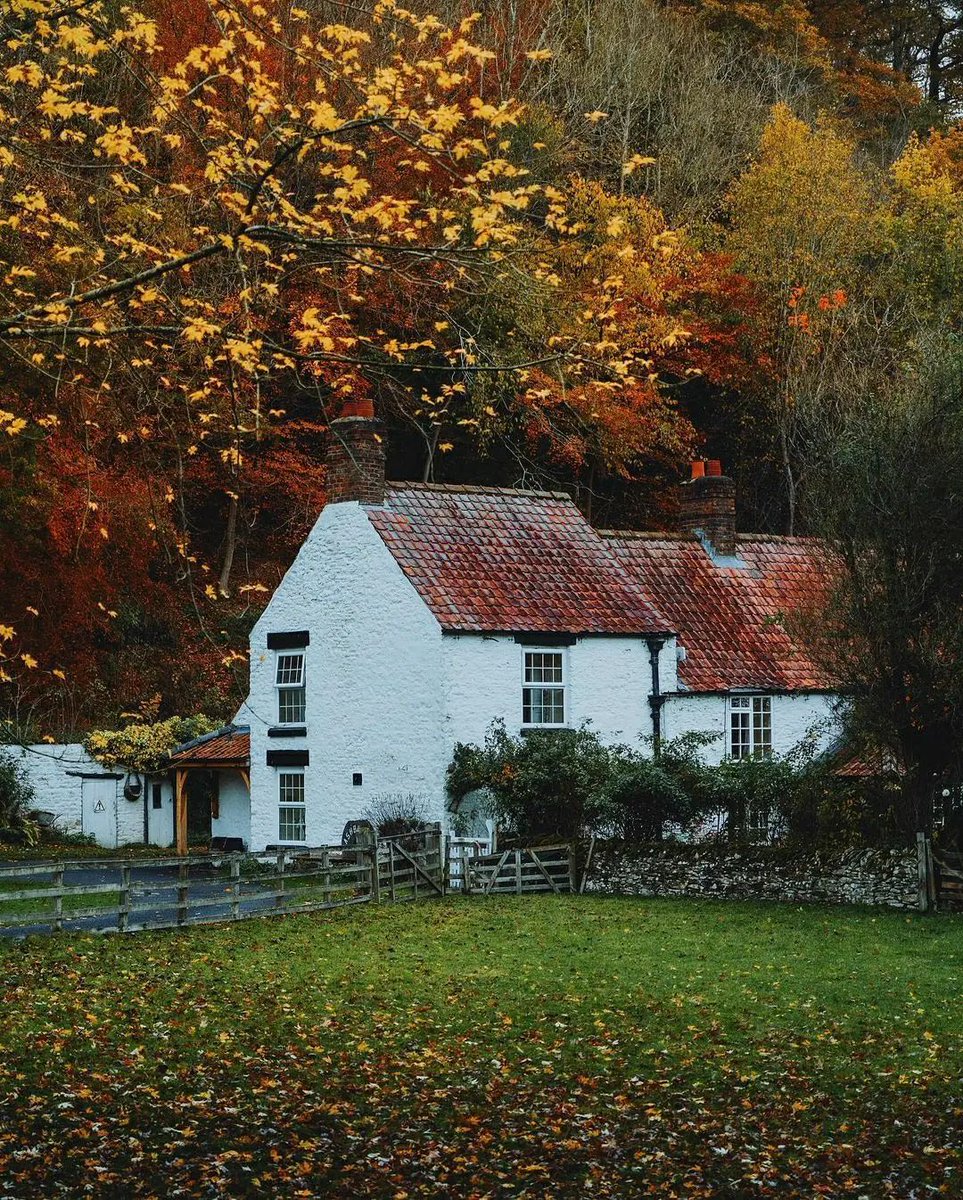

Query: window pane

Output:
[730, 710, 751, 759]
[523, 686, 565, 725]
[276, 653, 304, 686]
[278, 687, 306, 724]
[524, 651, 563, 684]
[751, 697, 772, 757]
[279, 806, 306, 842]
[278, 772, 304, 806]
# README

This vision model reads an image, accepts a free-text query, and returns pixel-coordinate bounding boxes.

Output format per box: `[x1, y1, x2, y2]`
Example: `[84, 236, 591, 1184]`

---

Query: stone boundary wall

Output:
[583, 841, 923, 911]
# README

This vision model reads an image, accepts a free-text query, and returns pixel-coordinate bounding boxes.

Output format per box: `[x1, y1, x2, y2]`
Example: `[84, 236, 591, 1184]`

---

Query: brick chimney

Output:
[324, 398, 386, 506]
[679, 459, 737, 556]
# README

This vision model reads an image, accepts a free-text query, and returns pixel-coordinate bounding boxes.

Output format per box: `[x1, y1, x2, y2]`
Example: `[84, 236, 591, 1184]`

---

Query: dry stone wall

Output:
[583, 841, 922, 910]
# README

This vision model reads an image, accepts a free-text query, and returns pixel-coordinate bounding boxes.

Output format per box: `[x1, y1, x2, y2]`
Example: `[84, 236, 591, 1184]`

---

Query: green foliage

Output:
[446, 721, 896, 847]
[84, 715, 219, 774]
[0, 751, 38, 845]
[447, 721, 619, 840]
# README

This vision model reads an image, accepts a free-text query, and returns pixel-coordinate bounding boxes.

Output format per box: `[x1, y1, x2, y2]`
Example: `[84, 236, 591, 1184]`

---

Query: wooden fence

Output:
[0, 826, 445, 937]
[463, 844, 575, 895]
[933, 844, 963, 910]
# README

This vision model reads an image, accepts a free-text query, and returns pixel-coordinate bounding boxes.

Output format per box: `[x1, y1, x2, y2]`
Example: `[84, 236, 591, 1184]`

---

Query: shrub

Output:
[362, 794, 431, 838]
[0, 751, 38, 845]
[84, 715, 219, 774]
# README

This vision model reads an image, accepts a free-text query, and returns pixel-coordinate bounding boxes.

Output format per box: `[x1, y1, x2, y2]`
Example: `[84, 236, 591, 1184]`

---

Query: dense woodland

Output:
[2, 0, 963, 782]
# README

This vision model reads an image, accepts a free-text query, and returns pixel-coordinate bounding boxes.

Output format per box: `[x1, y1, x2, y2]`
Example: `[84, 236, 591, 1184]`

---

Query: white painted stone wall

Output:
[441, 634, 675, 753]
[661, 692, 840, 763]
[2, 744, 173, 848]
[237, 501, 447, 849]
[212, 771, 251, 846]
[6, 744, 101, 837]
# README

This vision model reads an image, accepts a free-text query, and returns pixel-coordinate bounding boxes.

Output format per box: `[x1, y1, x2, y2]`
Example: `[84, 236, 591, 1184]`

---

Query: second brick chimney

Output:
[679, 459, 737, 556]
[324, 398, 386, 506]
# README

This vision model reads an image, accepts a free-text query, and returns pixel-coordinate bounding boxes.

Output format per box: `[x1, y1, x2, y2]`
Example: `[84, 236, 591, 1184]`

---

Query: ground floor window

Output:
[729, 695, 772, 759]
[522, 649, 566, 727]
[278, 771, 306, 842]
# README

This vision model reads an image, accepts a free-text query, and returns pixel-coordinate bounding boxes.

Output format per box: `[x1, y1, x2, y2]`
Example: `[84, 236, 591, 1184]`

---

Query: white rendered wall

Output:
[661, 692, 841, 763]
[3, 744, 169, 848]
[7, 744, 102, 837]
[441, 634, 675, 754]
[237, 502, 447, 849]
[212, 772, 251, 845]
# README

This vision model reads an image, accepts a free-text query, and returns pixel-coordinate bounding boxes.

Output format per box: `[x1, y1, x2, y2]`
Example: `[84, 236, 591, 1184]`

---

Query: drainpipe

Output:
[647, 638, 666, 755]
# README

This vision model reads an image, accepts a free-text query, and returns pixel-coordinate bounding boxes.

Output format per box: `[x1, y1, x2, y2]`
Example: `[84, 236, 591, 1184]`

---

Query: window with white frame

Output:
[522, 650, 566, 726]
[278, 771, 306, 842]
[275, 652, 306, 725]
[729, 695, 772, 759]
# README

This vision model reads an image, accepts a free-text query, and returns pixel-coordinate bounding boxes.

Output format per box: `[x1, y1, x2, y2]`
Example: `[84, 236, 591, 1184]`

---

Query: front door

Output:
[82, 778, 117, 848]
[187, 772, 214, 845]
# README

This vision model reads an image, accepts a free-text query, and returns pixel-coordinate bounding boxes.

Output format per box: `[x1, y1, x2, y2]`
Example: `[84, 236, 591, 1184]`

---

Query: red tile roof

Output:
[604, 532, 837, 692]
[169, 728, 250, 765]
[365, 484, 672, 636]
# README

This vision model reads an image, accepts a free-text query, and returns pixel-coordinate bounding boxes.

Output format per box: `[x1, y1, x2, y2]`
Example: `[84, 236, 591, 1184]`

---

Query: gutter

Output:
[646, 637, 666, 754]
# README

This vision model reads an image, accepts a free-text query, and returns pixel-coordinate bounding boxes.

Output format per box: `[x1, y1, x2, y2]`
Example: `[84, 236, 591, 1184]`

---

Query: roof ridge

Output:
[735, 532, 824, 545]
[600, 529, 697, 541]
[386, 480, 573, 501]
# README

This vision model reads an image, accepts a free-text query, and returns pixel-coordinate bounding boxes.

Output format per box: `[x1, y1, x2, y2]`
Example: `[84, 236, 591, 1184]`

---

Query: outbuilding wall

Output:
[3, 744, 172, 848]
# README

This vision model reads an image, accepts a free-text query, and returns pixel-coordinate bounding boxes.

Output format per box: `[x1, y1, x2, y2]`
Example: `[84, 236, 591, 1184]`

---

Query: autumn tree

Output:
[0, 0, 712, 729]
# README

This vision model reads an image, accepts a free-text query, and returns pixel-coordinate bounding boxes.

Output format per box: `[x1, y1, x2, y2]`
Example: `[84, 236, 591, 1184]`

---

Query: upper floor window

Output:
[523, 650, 566, 727]
[730, 695, 772, 759]
[276, 652, 306, 725]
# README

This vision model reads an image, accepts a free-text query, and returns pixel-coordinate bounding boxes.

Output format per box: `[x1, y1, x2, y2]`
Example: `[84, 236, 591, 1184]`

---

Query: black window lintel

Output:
[267, 631, 310, 650]
[266, 750, 309, 767]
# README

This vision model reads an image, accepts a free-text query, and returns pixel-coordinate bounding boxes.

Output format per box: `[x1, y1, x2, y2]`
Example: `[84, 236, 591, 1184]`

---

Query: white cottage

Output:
[175, 400, 842, 853]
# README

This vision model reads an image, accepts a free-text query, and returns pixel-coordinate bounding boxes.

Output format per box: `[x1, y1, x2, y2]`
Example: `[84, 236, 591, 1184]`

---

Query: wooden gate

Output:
[933, 845, 963, 910]
[463, 844, 574, 895]
[375, 825, 445, 902]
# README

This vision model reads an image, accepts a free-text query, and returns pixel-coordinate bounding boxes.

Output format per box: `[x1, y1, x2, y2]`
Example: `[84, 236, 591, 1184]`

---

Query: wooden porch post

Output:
[175, 767, 188, 856]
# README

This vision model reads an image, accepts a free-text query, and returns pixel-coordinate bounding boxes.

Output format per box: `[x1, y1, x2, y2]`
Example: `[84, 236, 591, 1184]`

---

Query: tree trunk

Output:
[217, 493, 238, 598]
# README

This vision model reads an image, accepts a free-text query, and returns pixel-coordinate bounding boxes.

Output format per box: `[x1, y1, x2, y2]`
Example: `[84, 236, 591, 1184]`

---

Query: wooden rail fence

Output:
[462, 844, 574, 895]
[0, 825, 445, 937]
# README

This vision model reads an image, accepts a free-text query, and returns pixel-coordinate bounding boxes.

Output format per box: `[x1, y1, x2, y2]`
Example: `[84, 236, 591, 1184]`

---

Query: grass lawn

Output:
[1, 897, 961, 1198]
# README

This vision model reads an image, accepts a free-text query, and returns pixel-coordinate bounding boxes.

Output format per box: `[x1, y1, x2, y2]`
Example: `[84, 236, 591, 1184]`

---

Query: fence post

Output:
[118, 864, 131, 933]
[230, 856, 241, 921]
[370, 843, 380, 904]
[515, 848, 522, 895]
[321, 847, 331, 906]
[916, 832, 932, 912]
[389, 842, 396, 902]
[276, 852, 286, 911]
[177, 861, 189, 926]
[53, 865, 64, 933]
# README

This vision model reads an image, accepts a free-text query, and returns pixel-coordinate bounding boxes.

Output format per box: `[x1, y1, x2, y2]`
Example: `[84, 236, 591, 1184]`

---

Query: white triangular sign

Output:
[93, 799, 105, 813]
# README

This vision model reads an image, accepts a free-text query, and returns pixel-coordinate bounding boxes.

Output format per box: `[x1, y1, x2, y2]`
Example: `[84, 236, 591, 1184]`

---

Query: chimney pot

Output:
[706, 459, 723, 477]
[690, 460, 706, 480]
[324, 403, 386, 506]
[339, 397, 375, 420]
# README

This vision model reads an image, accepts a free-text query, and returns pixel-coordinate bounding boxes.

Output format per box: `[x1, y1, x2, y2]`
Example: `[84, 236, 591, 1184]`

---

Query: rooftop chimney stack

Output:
[679, 459, 737, 556]
[324, 397, 386, 506]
